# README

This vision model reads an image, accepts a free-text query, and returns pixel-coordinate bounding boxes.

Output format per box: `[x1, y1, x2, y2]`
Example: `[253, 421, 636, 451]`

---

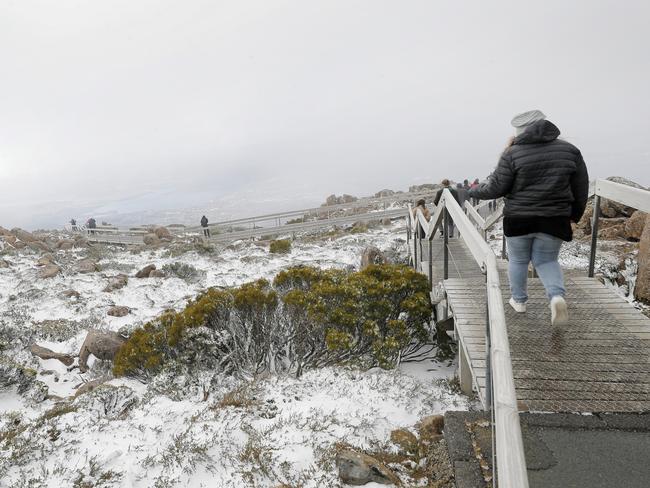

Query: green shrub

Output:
[269, 239, 291, 254]
[113, 264, 432, 377]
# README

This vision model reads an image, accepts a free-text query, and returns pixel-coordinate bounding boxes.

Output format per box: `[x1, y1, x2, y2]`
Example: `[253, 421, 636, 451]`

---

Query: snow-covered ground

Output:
[0, 222, 473, 487]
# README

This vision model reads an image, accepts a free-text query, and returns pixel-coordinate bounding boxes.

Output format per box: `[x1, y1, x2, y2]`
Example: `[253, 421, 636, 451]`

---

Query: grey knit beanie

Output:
[511, 110, 546, 135]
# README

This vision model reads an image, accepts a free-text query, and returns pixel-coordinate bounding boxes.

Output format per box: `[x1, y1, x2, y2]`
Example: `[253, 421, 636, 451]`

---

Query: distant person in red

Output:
[470, 178, 480, 205]
[200, 215, 210, 237]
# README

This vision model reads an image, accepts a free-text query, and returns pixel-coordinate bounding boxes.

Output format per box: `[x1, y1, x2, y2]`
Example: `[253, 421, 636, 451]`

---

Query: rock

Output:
[325, 194, 358, 206]
[28, 241, 51, 252]
[74, 377, 110, 397]
[56, 239, 75, 250]
[417, 414, 445, 445]
[107, 306, 130, 317]
[149, 269, 166, 278]
[375, 189, 396, 198]
[76, 258, 100, 274]
[360, 246, 387, 269]
[40, 264, 61, 279]
[600, 177, 648, 218]
[13, 241, 26, 249]
[390, 428, 419, 455]
[336, 449, 400, 486]
[29, 344, 74, 366]
[37, 254, 56, 266]
[3, 235, 17, 246]
[78, 330, 127, 373]
[153, 226, 172, 240]
[0, 226, 11, 236]
[103, 274, 128, 292]
[634, 215, 650, 304]
[143, 233, 160, 246]
[135, 264, 156, 278]
[625, 211, 648, 241]
[61, 289, 81, 299]
[11, 228, 37, 243]
[381, 218, 392, 226]
[409, 183, 437, 193]
[598, 223, 626, 240]
[0, 259, 10, 269]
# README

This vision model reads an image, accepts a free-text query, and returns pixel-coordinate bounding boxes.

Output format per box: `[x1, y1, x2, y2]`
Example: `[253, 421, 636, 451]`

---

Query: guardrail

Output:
[589, 179, 650, 277]
[407, 192, 529, 488]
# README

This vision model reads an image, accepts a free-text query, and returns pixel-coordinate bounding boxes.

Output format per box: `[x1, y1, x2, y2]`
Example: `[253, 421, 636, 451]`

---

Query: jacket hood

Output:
[514, 119, 561, 144]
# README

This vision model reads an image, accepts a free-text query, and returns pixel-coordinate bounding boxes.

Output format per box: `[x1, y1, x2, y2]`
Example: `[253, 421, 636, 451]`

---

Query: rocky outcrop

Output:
[409, 183, 437, 193]
[37, 254, 55, 266]
[634, 215, 650, 304]
[336, 449, 400, 486]
[360, 246, 387, 269]
[40, 264, 61, 279]
[0, 259, 10, 269]
[56, 239, 75, 250]
[29, 344, 75, 366]
[149, 269, 166, 278]
[625, 211, 648, 241]
[135, 264, 156, 278]
[61, 289, 81, 299]
[11, 228, 37, 243]
[143, 233, 161, 246]
[103, 274, 128, 292]
[78, 330, 126, 373]
[325, 194, 358, 206]
[153, 226, 172, 240]
[107, 306, 130, 317]
[375, 189, 395, 198]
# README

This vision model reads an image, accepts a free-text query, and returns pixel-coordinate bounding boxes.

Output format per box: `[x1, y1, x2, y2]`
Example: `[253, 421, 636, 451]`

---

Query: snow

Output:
[0, 221, 474, 487]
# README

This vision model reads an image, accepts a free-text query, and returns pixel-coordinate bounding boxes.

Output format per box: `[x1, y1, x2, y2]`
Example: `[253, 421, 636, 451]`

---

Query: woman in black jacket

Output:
[469, 110, 589, 325]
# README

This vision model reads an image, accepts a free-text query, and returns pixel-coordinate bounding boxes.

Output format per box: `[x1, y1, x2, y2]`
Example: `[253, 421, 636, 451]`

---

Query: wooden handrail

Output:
[413, 189, 528, 488]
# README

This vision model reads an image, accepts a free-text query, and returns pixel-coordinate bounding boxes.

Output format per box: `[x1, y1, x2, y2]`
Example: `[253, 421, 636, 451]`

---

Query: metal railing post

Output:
[428, 234, 433, 287]
[414, 222, 419, 269]
[588, 195, 600, 278]
[501, 235, 507, 260]
[443, 207, 449, 280]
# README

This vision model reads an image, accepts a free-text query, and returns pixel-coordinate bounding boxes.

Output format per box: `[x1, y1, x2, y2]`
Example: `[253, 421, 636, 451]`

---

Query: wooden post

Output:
[588, 195, 600, 278]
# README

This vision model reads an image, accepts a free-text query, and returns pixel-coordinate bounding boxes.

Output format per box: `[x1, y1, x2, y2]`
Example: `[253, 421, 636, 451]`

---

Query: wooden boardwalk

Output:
[439, 238, 650, 413]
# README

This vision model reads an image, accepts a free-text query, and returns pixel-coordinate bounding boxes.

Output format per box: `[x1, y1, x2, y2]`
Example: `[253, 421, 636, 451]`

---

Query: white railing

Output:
[407, 190, 529, 488]
[589, 178, 650, 276]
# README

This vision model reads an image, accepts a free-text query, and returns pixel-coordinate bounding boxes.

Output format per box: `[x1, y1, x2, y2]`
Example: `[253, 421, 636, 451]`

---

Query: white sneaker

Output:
[509, 297, 526, 313]
[550, 296, 568, 326]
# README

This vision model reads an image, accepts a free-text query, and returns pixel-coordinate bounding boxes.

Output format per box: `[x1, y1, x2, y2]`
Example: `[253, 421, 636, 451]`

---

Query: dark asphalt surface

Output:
[444, 411, 650, 488]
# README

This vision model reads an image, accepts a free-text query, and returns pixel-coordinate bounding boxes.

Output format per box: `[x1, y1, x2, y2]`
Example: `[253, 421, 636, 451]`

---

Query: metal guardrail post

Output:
[443, 208, 449, 280]
[414, 222, 419, 269]
[588, 195, 600, 278]
[501, 235, 507, 260]
[428, 234, 433, 287]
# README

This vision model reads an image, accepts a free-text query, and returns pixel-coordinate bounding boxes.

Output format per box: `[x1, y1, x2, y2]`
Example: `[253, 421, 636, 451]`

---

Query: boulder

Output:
[103, 274, 128, 292]
[0, 259, 10, 269]
[13, 241, 26, 249]
[11, 228, 37, 243]
[135, 264, 156, 278]
[74, 376, 111, 397]
[360, 246, 387, 269]
[29, 344, 74, 366]
[78, 330, 126, 373]
[107, 306, 130, 317]
[3, 235, 17, 246]
[56, 239, 75, 250]
[153, 226, 172, 240]
[37, 254, 56, 266]
[634, 215, 650, 304]
[40, 264, 61, 279]
[409, 183, 437, 193]
[598, 223, 626, 240]
[28, 241, 51, 253]
[381, 218, 392, 226]
[149, 269, 166, 278]
[625, 211, 648, 241]
[335, 449, 400, 486]
[76, 258, 100, 274]
[61, 289, 81, 299]
[143, 233, 160, 246]
[0, 226, 11, 236]
[375, 189, 396, 198]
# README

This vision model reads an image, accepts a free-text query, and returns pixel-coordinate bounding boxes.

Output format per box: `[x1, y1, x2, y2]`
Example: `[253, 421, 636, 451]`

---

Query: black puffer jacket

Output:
[469, 120, 589, 222]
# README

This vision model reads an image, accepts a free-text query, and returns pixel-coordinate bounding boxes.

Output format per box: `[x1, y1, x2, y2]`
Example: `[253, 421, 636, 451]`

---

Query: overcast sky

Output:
[1, 0, 649, 229]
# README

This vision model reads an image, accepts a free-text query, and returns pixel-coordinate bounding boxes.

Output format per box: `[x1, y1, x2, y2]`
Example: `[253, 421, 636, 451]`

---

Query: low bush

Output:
[269, 239, 292, 254]
[162, 262, 203, 282]
[113, 264, 432, 378]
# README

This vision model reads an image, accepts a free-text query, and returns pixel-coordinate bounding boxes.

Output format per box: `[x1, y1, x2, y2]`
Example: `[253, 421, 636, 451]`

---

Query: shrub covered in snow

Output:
[113, 264, 432, 378]
[162, 261, 204, 282]
[269, 239, 291, 254]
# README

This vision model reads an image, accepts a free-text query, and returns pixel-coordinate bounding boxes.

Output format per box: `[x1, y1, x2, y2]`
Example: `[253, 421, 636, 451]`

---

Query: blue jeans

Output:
[506, 233, 565, 303]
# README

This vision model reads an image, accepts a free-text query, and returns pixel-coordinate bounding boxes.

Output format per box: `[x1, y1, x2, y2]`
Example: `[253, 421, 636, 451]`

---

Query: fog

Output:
[1, 0, 649, 229]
